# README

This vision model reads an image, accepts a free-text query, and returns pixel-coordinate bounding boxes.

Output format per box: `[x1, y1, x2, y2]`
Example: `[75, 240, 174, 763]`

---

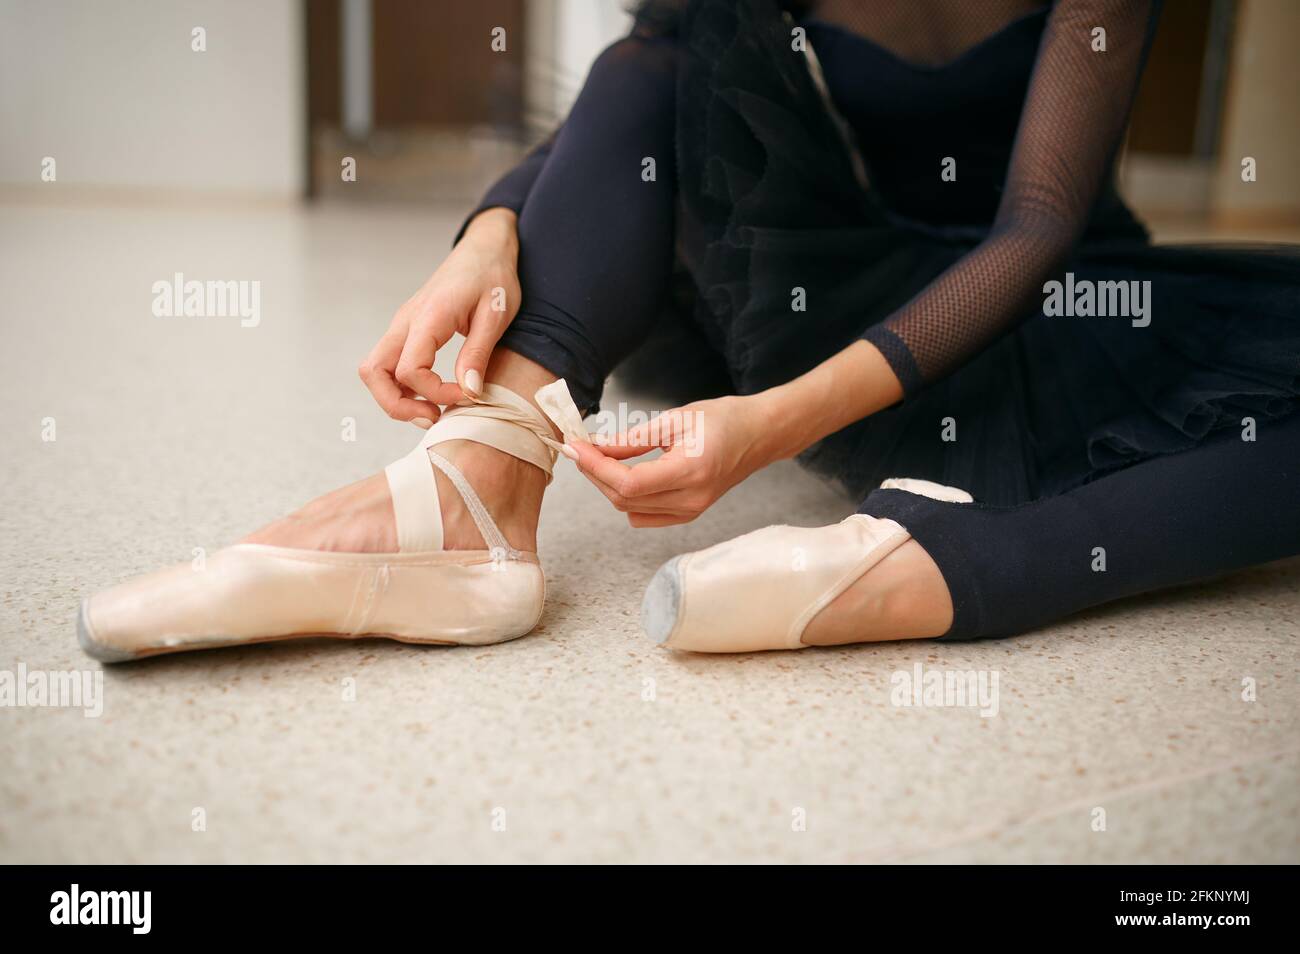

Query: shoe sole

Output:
[76, 598, 530, 663]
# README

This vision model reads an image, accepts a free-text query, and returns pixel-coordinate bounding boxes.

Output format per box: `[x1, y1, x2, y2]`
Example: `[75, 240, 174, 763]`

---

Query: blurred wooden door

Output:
[306, 0, 527, 198]
[1128, 0, 1234, 157]
[308, 0, 525, 130]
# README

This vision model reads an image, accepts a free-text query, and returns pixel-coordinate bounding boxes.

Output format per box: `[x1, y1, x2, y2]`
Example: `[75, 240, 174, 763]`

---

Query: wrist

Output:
[462, 207, 519, 255]
[746, 341, 903, 465]
[745, 386, 808, 465]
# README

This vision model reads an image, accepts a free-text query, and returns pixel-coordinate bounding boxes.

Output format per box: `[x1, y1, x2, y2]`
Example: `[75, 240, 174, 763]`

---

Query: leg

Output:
[248, 36, 680, 554]
[807, 415, 1300, 644]
[800, 538, 953, 645]
[499, 34, 680, 416]
[83, 36, 713, 661]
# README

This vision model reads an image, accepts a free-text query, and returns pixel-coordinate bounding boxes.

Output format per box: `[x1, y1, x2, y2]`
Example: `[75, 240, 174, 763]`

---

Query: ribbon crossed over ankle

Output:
[383, 379, 588, 552]
[426, 382, 569, 479]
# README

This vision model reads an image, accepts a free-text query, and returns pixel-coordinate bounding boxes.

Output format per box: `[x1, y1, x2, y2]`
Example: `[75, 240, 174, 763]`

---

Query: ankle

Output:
[801, 539, 952, 645]
[432, 440, 546, 552]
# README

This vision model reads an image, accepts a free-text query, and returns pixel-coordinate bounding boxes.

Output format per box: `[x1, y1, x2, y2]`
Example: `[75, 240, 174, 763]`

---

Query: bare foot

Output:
[799, 539, 953, 645]
[241, 440, 547, 553]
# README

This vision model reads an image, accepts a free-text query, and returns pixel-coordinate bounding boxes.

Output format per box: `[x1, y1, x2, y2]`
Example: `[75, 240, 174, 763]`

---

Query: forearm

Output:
[746, 228, 1063, 467]
[751, 340, 903, 463]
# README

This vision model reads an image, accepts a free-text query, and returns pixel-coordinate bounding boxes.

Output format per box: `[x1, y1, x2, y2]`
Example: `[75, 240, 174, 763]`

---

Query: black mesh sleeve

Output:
[862, 0, 1159, 394]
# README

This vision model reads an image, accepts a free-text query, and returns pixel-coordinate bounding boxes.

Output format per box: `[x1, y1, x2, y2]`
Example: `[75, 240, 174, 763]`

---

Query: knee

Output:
[594, 35, 677, 78]
[584, 36, 677, 119]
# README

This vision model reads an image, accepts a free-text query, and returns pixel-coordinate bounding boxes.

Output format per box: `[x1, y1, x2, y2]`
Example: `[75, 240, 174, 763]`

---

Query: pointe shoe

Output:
[640, 478, 973, 653]
[78, 380, 587, 663]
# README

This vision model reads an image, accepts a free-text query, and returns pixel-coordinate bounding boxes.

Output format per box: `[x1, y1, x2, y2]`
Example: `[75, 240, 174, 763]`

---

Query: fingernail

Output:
[463, 369, 483, 397]
[560, 443, 579, 462]
[412, 417, 434, 430]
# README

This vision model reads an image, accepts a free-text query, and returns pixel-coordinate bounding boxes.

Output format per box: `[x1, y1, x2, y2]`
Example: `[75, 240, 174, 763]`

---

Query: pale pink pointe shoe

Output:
[640, 478, 973, 652]
[78, 381, 586, 662]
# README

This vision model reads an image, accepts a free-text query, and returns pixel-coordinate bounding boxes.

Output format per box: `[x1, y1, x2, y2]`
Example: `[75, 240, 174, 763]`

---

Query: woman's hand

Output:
[359, 208, 522, 427]
[568, 394, 780, 527]
[567, 341, 906, 526]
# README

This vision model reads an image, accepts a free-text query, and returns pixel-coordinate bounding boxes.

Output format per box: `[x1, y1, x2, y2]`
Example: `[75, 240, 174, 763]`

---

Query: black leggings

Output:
[861, 417, 1300, 640]
[500, 37, 679, 415]
[494, 38, 1300, 641]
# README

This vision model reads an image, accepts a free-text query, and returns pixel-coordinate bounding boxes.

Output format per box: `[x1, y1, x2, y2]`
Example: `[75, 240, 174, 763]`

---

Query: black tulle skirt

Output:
[643, 0, 1300, 506]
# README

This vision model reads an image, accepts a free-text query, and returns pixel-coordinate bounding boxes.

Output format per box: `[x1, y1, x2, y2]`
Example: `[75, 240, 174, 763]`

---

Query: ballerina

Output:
[81, 0, 1300, 660]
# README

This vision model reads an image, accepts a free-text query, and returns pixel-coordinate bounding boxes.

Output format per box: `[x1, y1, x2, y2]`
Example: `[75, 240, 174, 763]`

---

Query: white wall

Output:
[525, 0, 632, 137]
[0, 0, 304, 197]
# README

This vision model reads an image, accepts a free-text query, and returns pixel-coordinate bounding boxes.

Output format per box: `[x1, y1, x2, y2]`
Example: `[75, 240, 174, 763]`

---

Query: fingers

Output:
[570, 441, 695, 499]
[592, 408, 702, 452]
[562, 404, 722, 528]
[568, 441, 708, 523]
[628, 512, 694, 529]
[583, 469, 691, 515]
[589, 411, 681, 454]
[584, 440, 659, 461]
[568, 444, 647, 511]
[359, 330, 442, 425]
[394, 318, 464, 408]
[454, 293, 509, 398]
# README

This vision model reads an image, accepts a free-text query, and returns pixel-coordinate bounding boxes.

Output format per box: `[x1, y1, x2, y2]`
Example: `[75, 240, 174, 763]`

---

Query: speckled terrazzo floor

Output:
[2, 200, 1297, 863]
